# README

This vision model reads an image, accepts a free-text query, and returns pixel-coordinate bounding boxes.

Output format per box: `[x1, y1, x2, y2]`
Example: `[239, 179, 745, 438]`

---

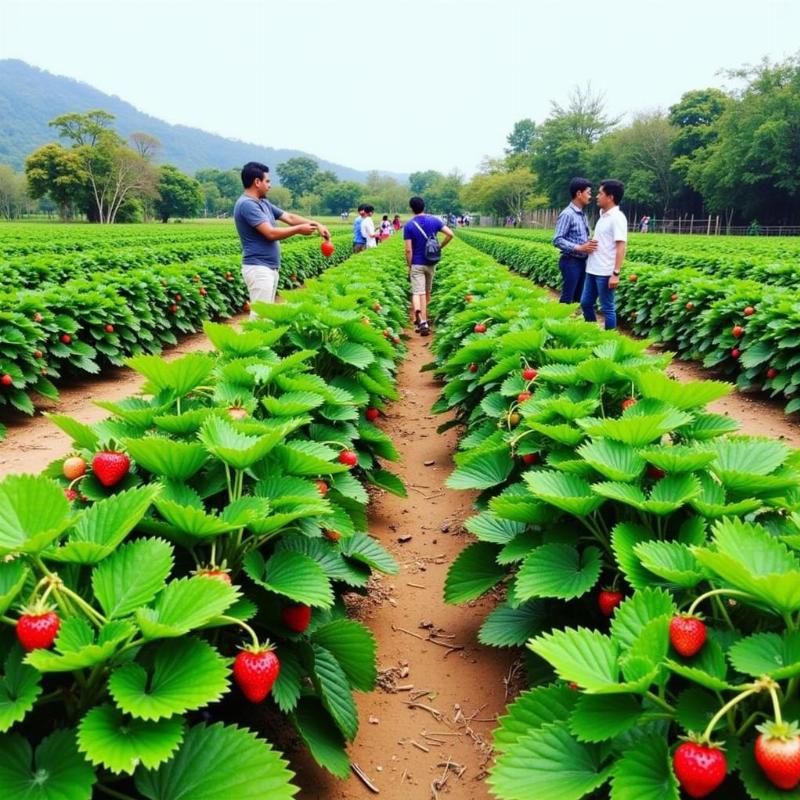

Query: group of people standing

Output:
[553, 177, 628, 330]
[352, 207, 402, 252]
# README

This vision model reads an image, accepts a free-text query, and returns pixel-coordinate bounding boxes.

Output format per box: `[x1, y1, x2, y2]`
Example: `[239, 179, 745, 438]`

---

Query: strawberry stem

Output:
[768, 684, 784, 727]
[702, 687, 760, 741]
[688, 588, 754, 617]
[56, 584, 107, 627]
[219, 615, 260, 649]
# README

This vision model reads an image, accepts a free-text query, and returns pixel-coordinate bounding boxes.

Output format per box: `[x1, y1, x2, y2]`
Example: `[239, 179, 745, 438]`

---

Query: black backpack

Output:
[412, 219, 442, 264]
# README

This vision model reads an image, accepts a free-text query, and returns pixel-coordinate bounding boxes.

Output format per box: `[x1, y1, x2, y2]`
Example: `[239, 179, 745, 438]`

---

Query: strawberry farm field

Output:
[2, 228, 800, 799]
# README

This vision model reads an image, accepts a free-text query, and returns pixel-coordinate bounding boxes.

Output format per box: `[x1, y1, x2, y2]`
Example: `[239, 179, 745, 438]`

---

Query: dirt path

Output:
[294, 332, 517, 800]
[0, 318, 244, 477]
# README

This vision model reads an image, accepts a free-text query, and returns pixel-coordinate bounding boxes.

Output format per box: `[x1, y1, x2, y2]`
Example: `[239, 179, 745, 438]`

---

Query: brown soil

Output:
[0, 319, 244, 477]
[293, 331, 518, 799]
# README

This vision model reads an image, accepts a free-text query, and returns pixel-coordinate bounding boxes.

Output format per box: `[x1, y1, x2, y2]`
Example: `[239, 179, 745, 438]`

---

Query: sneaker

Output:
[414, 311, 422, 330]
[419, 322, 430, 337]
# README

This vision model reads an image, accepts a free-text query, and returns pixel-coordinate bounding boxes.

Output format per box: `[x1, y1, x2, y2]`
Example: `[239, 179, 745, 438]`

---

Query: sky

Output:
[1, 0, 798, 178]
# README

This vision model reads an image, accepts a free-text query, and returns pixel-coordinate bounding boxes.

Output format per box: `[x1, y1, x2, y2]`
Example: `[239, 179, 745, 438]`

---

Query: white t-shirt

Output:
[361, 216, 377, 249]
[586, 206, 628, 276]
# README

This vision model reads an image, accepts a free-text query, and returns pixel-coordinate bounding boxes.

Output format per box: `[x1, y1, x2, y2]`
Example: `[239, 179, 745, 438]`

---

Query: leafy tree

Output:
[461, 165, 540, 218]
[276, 157, 319, 201]
[0, 164, 31, 219]
[49, 109, 115, 146]
[668, 88, 731, 158]
[25, 142, 88, 218]
[296, 192, 323, 216]
[505, 118, 537, 156]
[363, 172, 408, 214]
[267, 185, 292, 210]
[196, 168, 241, 215]
[129, 132, 161, 160]
[408, 170, 442, 195]
[321, 180, 362, 214]
[154, 165, 203, 222]
[425, 172, 464, 214]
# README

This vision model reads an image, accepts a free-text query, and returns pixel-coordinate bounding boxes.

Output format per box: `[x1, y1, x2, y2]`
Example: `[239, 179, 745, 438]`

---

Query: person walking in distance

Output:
[352, 204, 367, 252]
[361, 205, 379, 249]
[403, 196, 454, 336]
[552, 177, 597, 304]
[233, 162, 330, 316]
[580, 179, 627, 330]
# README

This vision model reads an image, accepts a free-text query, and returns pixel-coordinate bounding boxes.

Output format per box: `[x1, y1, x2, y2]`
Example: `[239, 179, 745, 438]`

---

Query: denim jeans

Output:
[580, 274, 617, 329]
[558, 255, 586, 304]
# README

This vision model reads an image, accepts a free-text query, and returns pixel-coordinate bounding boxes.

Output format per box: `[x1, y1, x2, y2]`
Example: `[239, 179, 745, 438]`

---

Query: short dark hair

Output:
[599, 179, 624, 205]
[409, 196, 425, 213]
[569, 177, 592, 198]
[241, 162, 269, 188]
[363, 204, 375, 213]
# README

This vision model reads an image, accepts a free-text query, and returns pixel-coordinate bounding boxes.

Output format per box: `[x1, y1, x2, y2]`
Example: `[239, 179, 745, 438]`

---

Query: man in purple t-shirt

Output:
[402, 196, 454, 336]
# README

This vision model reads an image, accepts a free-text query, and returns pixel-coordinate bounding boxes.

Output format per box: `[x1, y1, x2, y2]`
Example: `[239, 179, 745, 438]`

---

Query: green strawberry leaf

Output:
[0, 648, 42, 733]
[444, 542, 505, 604]
[291, 698, 350, 779]
[609, 734, 679, 800]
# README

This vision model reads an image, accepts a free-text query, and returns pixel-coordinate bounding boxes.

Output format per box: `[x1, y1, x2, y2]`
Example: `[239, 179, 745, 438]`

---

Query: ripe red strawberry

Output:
[281, 604, 312, 633]
[16, 609, 61, 651]
[522, 367, 538, 381]
[598, 590, 623, 617]
[685, 302, 694, 310]
[468, 363, 478, 373]
[731, 325, 744, 338]
[767, 367, 778, 379]
[33, 349, 43, 359]
[755, 722, 800, 790]
[372, 302, 381, 312]
[64, 487, 78, 502]
[382, 329, 391, 338]
[242, 302, 251, 313]
[174, 294, 182, 302]
[517, 391, 532, 404]
[315, 480, 329, 496]
[647, 465, 666, 479]
[522, 453, 539, 465]
[169, 304, 178, 313]
[671, 293, 678, 301]
[233, 645, 280, 703]
[365, 407, 380, 422]
[33, 312, 43, 322]
[338, 450, 358, 467]
[321, 240, 335, 257]
[473, 323, 487, 333]
[323, 528, 341, 542]
[464, 294, 473, 302]
[621, 397, 637, 411]
[1, 374, 12, 386]
[744, 306, 755, 316]
[92, 450, 130, 487]
[62, 456, 87, 480]
[227, 406, 248, 420]
[104, 324, 114, 333]
[628, 274, 638, 282]
[60, 334, 72, 344]
[195, 567, 232, 584]
[731, 348, 741, 359]
[673, 741, 727, 798]
[670, 614, 707, 657]
[200, 287, 208, 296]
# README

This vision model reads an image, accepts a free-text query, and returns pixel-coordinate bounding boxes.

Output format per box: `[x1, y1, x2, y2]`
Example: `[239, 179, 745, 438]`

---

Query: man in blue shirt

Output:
[403, 196, 454, 336]
[352, 205, 367, 252]
[233, 161, 330, 315]
[552, 177, 598, 303]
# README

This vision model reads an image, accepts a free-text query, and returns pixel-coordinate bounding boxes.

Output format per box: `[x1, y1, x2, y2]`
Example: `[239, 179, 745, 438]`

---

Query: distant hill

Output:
[0, 60, 406, 183]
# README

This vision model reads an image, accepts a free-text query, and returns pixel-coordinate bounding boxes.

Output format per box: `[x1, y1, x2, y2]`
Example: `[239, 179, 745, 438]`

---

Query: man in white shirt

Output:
[360, 205, 379, 249]
[580, 180, 627, 330]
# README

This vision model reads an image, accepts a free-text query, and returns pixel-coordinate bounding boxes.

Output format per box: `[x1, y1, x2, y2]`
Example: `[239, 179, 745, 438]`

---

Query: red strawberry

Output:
[731, 348, 741, 359]
[685, 302, 694, 310]
[464, 294, 473, 302]
[175, 294, 182, 302]
[64, 487, 78, 502]
[647, 465, 666, 479]
[628, 274, 638, 282]
[33, 350, 43, 359]
[755, 722, 800, 790]
[16, 609, 61, 651]
[671, 293, 678, 301]
[473, 323, 487, 333]
[767, 367, 779, 379]
[233, 645, 280, 703]
[522, 368, 538, 381]
[92, 450, 130, 487]
[744, 306, 755, 316]
[60, 333, 72, 344]
[670, 614, 707, 657]
[517, 391, 532, 404]
[200, 287, 208, 296]
[371, 302, 381, 312]
[323, 528, 341, 542]
[242, 302, 251, 313]
[521, 453, 539, 465]
[365, 407, 380, 422]
[281, 604, 312, 633]
[621, 397, 637, 411]
[731, 325, 744, 338]
[169, 304, 178, 313]
[468, 363, 478, 373]
[338, 450, 358, 467]
[315, 480, 329, 496]
[321, 240, 335, 257]
[598, 590, 623, 617]
[1, 374, 12, 386]
[62, 456, 87, 480]
[104, 324, 114, 333]
[392, 336, 401, 344]
[673, 741, 727, 798]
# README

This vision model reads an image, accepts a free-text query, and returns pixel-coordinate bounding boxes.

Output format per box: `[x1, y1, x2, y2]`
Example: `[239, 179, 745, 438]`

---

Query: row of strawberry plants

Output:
[0, 240, 410, 799]
[457, 230, 800, 414]
[428, 239, 800, 799]
[0, 232, 352, 427]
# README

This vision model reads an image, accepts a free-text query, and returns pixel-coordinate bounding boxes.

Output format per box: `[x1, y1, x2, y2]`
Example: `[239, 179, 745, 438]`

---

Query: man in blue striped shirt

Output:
[552, 177, 598, 303]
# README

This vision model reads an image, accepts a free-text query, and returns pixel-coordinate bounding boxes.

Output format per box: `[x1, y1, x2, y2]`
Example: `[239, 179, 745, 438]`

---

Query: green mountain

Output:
[0, 59, 405, 182]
